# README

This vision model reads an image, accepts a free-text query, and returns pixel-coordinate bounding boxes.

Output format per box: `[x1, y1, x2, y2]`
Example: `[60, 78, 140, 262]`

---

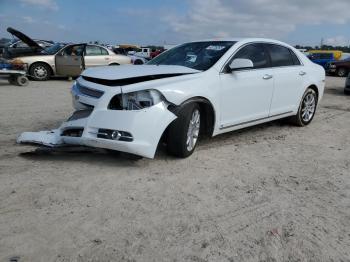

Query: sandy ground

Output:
[0, 76, 349, 262]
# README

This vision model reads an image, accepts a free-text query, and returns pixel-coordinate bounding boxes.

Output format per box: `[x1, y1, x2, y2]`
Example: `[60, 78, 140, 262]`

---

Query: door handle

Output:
[299, 71, 306, 76]
[263, 74, 273, 80]
[105, 57, 110, 60]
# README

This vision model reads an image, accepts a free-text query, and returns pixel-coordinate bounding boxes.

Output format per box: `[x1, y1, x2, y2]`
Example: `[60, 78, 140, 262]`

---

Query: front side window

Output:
[266, 44, 295, 67]
[148, 41, 236, 71]
[233, 43, 269, 69]
[62, 45, 84, 56]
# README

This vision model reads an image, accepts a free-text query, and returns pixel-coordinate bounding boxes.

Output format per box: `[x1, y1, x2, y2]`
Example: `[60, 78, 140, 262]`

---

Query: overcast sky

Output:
[1, 0, 350, 46]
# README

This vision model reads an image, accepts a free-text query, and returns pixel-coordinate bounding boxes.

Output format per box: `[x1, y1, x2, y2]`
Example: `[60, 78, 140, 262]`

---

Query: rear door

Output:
[265, 44, 304, 115]
[55, 44, 86, 76]
[84, 45, 110, 68]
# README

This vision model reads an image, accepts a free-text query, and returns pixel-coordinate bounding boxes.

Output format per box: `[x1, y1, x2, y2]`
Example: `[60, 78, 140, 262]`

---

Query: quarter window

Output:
[266, 44, 295, 67]
[233, 44, 269, 69]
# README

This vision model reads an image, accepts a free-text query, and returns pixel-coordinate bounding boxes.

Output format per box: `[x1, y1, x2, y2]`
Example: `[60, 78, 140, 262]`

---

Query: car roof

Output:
[188, 38, 293, 47]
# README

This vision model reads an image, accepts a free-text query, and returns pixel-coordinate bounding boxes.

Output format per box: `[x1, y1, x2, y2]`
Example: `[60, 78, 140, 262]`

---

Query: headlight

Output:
[330, 64, 336, 68]
[108, 89, 166, 110]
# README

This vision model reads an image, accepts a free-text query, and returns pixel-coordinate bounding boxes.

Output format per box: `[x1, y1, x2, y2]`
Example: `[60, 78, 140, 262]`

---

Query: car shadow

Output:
[19, 146, 146, 167]
[18, 119, 291, 164]
[324, 87, 346, 96]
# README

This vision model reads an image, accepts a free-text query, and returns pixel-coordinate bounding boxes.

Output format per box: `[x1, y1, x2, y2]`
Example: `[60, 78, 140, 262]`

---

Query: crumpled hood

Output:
[81, 65, 200, 82]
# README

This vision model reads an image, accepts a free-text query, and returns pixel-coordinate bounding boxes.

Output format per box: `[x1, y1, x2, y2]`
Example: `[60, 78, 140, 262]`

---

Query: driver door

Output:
[219, 43, 274, 129]
[55, 44, 86, 76]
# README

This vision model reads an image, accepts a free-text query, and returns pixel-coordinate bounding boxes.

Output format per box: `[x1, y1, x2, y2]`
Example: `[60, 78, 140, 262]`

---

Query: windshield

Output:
[42, 43, 66, 55]
[148, 41, 236, 71]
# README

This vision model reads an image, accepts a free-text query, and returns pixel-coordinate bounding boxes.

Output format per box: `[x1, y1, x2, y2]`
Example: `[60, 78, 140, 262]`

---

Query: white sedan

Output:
[18, 38, 325, 158]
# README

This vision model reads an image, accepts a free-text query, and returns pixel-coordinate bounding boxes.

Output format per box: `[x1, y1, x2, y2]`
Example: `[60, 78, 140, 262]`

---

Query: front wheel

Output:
[290, 88, 318, 126]
[29, 63, 51, 81]
[167, 103, 201, 158]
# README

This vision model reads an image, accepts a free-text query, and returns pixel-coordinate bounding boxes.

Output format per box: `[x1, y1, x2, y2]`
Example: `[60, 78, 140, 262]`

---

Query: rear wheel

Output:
[290, 88, 317, 126]
[134, 59, 144, 65]
[30, 63, 51, 81]
[337, 67, 347, 77]
[167, 103, 201, 158]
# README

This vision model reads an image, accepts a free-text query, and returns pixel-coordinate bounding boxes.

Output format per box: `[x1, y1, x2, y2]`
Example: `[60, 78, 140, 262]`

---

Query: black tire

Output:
[134, 59, 143, 65]
[8, 75, 16, 85]
[16, 75, 29, 86]
[29, 63, 51, 81]
[337, 67, 347, 77]
[109, 63, 119, 66]
[289, 88, 318, 126]
[167, 103, 201, 158]
[344, 89, 350, 95]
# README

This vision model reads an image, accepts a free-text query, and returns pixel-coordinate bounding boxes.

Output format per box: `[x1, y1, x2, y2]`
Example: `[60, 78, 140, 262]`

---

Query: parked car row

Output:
[1, 27, 132, 80]
[307, 49, 350, 77]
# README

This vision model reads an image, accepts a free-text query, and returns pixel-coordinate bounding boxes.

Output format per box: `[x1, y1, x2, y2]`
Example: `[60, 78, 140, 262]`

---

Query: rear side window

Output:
[233, 44, 269, 69]
[101, 47, 109, 55]
[266, 44, 295, 67]
[86, 45, 106, 56]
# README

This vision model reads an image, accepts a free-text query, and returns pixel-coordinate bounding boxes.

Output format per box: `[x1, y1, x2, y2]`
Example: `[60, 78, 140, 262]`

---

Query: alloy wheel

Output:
[34, 65, 47, 79]
[301, 92, 316, 122]
[186, 109, 200, 151]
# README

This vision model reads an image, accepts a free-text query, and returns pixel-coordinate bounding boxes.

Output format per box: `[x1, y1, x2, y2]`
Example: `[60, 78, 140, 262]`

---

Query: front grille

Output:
[68, 109, 93, 121]
[77, 83, 104, 98]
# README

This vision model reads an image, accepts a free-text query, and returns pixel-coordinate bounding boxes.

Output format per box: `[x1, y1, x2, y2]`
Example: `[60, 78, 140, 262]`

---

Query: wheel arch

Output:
[168, 96, 216, 137]
[307, 84, 319, 101]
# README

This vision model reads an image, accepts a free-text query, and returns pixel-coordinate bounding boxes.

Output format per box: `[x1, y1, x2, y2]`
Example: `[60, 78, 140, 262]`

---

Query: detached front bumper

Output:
[17, 102, 177, 158]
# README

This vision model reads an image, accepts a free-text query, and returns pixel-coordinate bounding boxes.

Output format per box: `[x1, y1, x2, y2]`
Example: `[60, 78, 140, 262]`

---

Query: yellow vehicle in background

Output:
[309, 50, 343, 60]
[308, 50, 343, 69]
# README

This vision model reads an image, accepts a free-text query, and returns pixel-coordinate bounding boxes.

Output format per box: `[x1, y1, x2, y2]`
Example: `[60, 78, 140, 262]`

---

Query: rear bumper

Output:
[17, 102, 177, 158]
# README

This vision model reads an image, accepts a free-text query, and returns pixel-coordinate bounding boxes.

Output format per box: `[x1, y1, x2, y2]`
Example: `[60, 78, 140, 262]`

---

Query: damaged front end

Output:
[17, 77, 177, 158]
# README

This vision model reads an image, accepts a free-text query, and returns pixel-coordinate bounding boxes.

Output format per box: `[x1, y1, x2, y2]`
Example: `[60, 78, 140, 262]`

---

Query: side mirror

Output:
[228, 58, 254, 72]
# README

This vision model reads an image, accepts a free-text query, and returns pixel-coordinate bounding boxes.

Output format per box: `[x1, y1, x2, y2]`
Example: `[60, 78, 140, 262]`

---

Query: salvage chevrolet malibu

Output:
[18, 38, 325, 158]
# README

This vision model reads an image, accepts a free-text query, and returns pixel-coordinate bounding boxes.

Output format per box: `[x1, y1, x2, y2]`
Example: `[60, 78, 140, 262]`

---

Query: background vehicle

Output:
[308, 52, 336, 68]
[133, 47, 151, 58]
[113, 45, 149, 64]
[13, 43, 131, 80]
[0, 38, 12, 55]
[309, 50, 342, 60]
[345, 73, 350, 94]
[2, 27, 54, 59]
[326, 58, 350, 77]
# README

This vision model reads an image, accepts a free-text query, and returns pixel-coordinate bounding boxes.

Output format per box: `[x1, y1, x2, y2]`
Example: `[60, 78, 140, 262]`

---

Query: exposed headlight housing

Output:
[108, 89, 166, 110]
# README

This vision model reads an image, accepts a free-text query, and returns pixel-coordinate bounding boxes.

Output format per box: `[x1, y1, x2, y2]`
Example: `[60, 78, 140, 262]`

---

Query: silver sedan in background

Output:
[11, 43, 132, 80]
